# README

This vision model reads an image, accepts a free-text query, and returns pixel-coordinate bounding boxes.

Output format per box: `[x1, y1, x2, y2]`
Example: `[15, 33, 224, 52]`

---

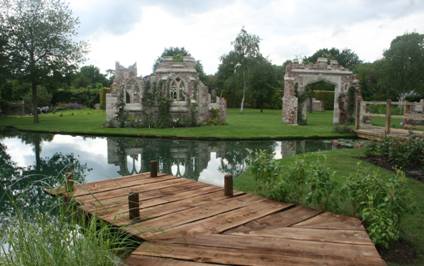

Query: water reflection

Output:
[0, 130, 344, 187]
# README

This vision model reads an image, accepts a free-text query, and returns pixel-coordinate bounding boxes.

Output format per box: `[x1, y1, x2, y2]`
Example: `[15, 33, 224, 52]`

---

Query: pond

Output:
[0, 130, 355, 224]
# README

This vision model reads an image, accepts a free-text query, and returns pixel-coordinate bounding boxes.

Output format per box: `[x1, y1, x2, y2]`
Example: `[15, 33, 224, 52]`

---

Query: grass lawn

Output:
[0, 109, 354, 139]
[235, 148, 424, 266]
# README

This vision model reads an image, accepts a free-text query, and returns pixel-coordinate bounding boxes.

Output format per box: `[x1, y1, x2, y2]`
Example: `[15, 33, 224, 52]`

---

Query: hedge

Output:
[52, 88, 101, 108]
[313, 90, 334, 110]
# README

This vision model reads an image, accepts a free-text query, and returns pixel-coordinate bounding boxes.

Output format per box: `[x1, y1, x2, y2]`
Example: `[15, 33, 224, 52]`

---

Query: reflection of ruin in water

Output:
[107, 138, 277, 181]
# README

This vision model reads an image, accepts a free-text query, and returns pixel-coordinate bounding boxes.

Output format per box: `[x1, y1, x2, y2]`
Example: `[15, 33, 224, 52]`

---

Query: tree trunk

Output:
[31, 81, 39, 123]
[34, 135, 41, 171]
[240, 70, 246, 112]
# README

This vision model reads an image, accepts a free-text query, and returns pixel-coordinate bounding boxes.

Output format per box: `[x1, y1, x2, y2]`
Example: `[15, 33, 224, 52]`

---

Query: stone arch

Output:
[282, 58, 360, 125]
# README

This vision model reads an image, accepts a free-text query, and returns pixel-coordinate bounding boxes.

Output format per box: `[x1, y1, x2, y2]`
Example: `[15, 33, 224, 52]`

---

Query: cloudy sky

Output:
[69, 0, 424, 75]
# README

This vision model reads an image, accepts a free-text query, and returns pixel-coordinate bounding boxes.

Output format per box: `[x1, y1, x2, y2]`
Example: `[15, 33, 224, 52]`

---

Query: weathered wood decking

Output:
[49, 172, 385, 265]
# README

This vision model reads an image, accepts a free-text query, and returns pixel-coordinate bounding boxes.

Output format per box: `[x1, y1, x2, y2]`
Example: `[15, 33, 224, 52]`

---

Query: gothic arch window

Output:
[169, 77, 186, 101]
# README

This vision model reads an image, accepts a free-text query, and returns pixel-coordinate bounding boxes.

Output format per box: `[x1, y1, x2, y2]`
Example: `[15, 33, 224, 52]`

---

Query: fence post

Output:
[128, 192, 140, 222]
[224, 174, 233, 197]
[149, 160, 158, 177]
[355, 96, 361, 130]
[385, 99, 392, 135]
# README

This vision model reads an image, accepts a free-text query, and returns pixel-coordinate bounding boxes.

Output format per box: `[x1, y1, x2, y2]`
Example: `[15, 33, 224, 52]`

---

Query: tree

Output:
[232, 28, 260, 112]
[380, 33, 424, 99]
[248, 56, 278, 112]
[153, 47, 207, 84]
[305, 48, 361, 70]
[1, 0, 85, 123]
[72, 65, 109, 88]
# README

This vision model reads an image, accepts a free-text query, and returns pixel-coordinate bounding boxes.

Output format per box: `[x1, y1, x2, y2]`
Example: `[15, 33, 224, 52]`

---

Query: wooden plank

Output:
[134, 235, 384, 265]
[73, 174, 175, 197]
[76, 177, 195, 203]
[292, 212, 365, 230]
[125, 255, 224, 266]
[126, 194, 264, 236]
[231, 227, 372, 245]
[225, 205, 321, 234]
[103, 190, 245, 226]
[145, 199, 292, 240]
[81, 182, 219, 214]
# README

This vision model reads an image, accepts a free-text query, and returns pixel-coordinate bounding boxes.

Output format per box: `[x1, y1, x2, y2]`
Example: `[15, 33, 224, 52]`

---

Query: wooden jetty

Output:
[49, 165, 385, 265]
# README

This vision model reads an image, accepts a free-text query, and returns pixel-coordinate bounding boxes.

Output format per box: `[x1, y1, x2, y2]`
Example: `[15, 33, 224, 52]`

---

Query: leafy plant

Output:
[344, 167, 413, 247]
[365, 136, 424, 170]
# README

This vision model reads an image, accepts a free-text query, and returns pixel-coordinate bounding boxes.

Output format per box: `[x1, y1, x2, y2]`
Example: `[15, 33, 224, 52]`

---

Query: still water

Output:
[0, 131, 351, 186]
[0, 130, 355, 224]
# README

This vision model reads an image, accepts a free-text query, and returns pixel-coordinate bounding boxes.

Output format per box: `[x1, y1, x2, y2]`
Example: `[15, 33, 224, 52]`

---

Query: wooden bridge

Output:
[48, 165, 385, 265]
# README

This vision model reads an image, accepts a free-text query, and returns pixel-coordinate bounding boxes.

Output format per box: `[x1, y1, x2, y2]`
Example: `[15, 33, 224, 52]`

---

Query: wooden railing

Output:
[355, 98, 424, 135]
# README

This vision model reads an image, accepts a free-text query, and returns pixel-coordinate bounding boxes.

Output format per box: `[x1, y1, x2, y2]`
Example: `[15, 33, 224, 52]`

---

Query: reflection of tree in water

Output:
[0, 141, 88, 224]
[217, 141, 276, 176]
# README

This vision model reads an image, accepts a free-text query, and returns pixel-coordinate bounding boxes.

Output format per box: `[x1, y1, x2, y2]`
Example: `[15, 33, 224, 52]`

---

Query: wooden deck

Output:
[355, 127, 424, 141]
[49, 172, 385, 266]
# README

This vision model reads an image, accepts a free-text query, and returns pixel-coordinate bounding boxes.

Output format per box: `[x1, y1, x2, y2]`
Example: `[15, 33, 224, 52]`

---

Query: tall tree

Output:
[232, 28, 260, 112]
[305, 48, 361, 70]
[248, 56, 278, 112]
[72, 65, 109, 88]
[380, 32, 424, 98]
[1, 0, 85, 123]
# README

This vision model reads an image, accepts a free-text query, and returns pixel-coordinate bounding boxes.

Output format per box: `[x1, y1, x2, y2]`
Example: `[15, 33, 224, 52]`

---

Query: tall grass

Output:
[0, 201, 135, 266]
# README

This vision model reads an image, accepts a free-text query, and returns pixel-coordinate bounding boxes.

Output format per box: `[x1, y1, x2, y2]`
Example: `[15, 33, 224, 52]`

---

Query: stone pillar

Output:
[282, 77, 298, 124]
[106, 93, 118, 123]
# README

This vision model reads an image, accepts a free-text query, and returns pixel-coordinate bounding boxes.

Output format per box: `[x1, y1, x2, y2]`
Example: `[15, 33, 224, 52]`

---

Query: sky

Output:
[69, 0, 424, 75]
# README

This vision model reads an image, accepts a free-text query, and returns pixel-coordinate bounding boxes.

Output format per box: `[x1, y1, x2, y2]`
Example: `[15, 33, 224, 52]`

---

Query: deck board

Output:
[49, 172, 385, 265]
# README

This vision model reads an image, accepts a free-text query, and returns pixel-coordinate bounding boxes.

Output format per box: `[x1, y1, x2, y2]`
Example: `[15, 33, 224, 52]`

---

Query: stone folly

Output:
[106, 56, 226, 127]
[282, 57, 360, 125]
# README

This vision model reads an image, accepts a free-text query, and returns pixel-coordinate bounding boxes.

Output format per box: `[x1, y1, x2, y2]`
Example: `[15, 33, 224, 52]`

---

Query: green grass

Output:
[235, 148, 424, 266]
[0, 109, 354, 139]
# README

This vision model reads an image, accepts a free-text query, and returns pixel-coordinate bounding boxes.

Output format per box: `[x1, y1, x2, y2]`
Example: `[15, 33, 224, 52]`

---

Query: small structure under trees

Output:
[282, 57, 360, 125]
[106, 56, 226, 128]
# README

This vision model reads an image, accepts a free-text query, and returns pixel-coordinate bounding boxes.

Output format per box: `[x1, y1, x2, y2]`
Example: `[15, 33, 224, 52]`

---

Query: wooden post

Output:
[224, 174, 233, 197]
[149, 160, 158, 177]
[355, 96, 361, 130]
[66, 172, 74, 193]
[128, 192, 140, 222]
[385, 99, 392, 135]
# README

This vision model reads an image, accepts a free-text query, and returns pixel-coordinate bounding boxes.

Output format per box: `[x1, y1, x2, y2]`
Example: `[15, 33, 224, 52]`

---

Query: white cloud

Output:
[70, 0, 424, 74]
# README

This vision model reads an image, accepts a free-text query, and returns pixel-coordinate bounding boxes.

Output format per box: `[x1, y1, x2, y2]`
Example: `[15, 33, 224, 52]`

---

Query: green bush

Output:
[313, 90, 334, 110]
[52, 88, 101, 108]
[344, 168, 413, 248]
[247, 150, 414, 248]
[365, 136, 424, 170]
[247, 151, 340, 211]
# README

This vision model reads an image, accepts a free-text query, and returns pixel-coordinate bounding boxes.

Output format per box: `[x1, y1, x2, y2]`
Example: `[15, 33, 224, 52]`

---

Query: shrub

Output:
[344, 168, 413, 248]
[365, 136, 424, 170]
[247, 150, 414, 248]
[52, 88, 100, 108]
[247, 151, 340, 211]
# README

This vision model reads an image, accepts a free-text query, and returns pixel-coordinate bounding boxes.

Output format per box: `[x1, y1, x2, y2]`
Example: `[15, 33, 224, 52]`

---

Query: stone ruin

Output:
[106, 56, 226, 127]
[282, 57, 360, 125]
